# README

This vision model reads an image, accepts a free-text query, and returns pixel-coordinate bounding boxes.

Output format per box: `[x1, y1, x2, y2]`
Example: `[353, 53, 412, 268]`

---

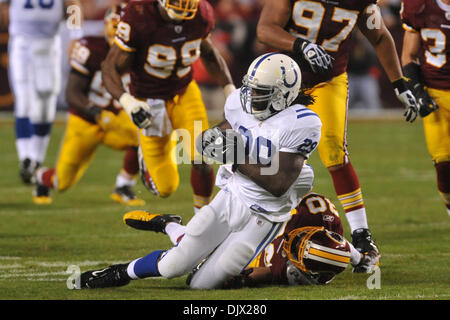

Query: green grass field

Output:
[0, 116, 449, 300]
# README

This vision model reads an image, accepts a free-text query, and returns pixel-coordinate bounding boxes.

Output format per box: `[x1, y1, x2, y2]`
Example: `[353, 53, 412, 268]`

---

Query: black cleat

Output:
[110, 186, 145, 206]
[74, 264, 131, 289]
[20, 158, 40, 184]
[351, 228, 380, 273]
[33, 183, 52, 205]
[123, 211, 182, 234]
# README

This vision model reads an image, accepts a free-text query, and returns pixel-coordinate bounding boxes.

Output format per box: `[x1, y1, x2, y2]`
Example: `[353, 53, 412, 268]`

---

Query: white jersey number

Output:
[24, 0, 54, 9]
[421, 28, 447, 68]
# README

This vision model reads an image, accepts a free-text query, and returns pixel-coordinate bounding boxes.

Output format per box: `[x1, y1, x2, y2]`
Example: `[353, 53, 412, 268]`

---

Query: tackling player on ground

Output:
[72, 53, 323, 290]
[33, 4, 144, 206]
[122, 193, 378, 288]
[255, 0, 421, 268]
[401, 0, 450, 216]
[102, 0, 235, 213]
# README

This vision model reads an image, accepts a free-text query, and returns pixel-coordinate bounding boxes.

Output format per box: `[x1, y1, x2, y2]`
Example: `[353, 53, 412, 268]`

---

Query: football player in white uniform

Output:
[72, 53, 322, 290]
[2, 0, 82, 183]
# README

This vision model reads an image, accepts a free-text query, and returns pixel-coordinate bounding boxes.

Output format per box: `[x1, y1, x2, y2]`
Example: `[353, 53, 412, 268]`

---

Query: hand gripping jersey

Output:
[258, 193, 344, 285]
[114, 0, 214, 100]
[70, 36, 130, 123]
[401, 0, 450, 89]
[9, 0, 64, 38]
[285, 0, 376, 88]
[215, 89, 322, 223]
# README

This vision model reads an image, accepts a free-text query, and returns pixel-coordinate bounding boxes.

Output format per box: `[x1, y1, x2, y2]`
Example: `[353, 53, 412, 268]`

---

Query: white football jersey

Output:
[9, 0, 64, 37]
[215, 89, 322, 223]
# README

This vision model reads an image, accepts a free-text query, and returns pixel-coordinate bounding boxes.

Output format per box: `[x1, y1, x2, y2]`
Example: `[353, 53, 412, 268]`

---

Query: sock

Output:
[123, 147, 139, 176]
[115, 170, 137, 188]
[330, 162, 368, 233]
[15, 117, 34, 161]
[37, 167, 56, 189]
[126, 250, 164, 279]
[191, 167, 214, 210]
[435, 161, 450, 213]
[165, 222, 186, 245]
[348, 242, 362, 266]
[30, 123, 52, 163]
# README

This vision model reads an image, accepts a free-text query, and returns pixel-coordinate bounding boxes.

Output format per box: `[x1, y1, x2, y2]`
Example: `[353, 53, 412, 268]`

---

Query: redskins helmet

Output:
[104, 3, 127, 46]
[283, 226, 351, 278]
[158, 0, 200, 21]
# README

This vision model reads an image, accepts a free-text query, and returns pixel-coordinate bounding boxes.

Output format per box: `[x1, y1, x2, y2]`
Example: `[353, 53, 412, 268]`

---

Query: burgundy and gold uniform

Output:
[113, 0, 215, 203]
[247, 193, 343, 285]
[281, 0, 377, 224]
[48, 36, 139, 192]
[401, 0, 450, 213]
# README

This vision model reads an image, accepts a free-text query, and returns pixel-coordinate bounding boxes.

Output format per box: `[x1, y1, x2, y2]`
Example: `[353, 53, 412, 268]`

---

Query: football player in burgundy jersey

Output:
[102, 0, 236, 213]
[254, 0, 423, 271]
[401, 0, 450, 216]
[33, 4, 145, 206]
[118, 193, 374, 288]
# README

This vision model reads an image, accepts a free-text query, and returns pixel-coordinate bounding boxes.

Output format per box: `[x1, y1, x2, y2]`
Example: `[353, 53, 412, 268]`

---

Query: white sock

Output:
[30, 135, 50, 163]
[447, 208, 450, 216]
[126, 259, 140, 280]
[349, 242, 362, 266]
[165, 222, 186, 245]
[115, 172, 136, 188]
[346, 208, 369, 233]
[16, 138, 32, 161]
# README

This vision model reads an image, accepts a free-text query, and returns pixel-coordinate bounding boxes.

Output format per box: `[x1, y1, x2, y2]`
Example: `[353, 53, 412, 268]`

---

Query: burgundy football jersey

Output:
[114, 0, 214, 100]
[69, 36, 123, 123]
[256, 193, 344, 285]
[284, 0, 376, 89]
[401, 0, 450, 89]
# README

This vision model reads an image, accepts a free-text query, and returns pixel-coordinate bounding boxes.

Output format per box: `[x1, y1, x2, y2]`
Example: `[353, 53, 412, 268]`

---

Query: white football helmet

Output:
[240, 53, 302, 121]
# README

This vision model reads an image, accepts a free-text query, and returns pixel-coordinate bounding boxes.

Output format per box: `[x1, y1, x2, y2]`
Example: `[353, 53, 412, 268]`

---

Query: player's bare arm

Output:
[0, 1, 9, 29]
[200, 35, 235, 96]
[65, 71, 101, 122]
[401, 29, 421, 65]
[358, 5, 418, 122]
[102, 44, 152, 129]
[236, 151, 306, 198]
[102, 44, 132, 101]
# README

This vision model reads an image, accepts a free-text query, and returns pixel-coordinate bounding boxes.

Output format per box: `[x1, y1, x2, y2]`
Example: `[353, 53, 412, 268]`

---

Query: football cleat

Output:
[110, 186, 146, 206]
[351, 228, 380, 273]
[123, 211, 182, 234]
[353, 250, 380, 274]
[20, 158, 40, 185]
[74, 264, 131, 289]
[33, 183, 52, 205]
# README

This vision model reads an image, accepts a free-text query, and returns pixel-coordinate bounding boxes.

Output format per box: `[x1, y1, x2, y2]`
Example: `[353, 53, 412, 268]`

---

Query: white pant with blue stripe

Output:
[157, 187, 284, 289]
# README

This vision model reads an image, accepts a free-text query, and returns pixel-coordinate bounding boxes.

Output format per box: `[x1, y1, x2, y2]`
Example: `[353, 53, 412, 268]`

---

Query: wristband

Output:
[293, 37, 306, 55]
[391, 77, 409, 94]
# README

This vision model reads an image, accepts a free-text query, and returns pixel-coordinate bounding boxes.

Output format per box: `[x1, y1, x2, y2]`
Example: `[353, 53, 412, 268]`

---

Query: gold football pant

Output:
[139, 80, 209, 197]
[423, 88, 450, 164]
[55, 110, 139, 191]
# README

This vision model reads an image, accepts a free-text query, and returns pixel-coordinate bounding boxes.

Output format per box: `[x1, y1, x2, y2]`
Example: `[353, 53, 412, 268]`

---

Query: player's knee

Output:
[185, 206, 216, 237]
[216, 242, 254, 279]
[157, 248, 193, 279]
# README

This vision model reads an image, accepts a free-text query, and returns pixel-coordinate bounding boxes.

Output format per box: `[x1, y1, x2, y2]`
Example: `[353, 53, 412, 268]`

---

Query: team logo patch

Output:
[174, 25, 183, 33]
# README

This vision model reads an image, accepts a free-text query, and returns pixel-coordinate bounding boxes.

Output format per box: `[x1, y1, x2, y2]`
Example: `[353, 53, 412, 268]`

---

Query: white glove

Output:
[119, 93, 152, 129]
[392, 78, 419, 123]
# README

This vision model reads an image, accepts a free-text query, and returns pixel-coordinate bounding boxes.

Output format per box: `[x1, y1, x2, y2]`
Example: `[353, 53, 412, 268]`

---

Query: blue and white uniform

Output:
[7, 0, 80, 169]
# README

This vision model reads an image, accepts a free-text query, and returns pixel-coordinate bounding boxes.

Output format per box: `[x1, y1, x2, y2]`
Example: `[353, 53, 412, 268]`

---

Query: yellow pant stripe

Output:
[337, 188, 361, 200]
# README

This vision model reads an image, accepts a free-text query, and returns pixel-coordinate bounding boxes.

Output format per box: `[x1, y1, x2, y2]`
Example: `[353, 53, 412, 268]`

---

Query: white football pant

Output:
[157, 188, 285, 289]
[9, 35, 61, 163]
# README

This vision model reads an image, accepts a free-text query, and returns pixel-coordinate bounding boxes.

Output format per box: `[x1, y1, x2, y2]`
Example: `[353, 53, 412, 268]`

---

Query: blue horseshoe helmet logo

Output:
[281, 65, 298, 88]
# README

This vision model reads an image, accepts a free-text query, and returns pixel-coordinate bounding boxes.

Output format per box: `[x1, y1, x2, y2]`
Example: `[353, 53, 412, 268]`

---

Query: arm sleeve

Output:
[69, 39, 93, 76]
[114, 3, 140, 53]
[400, 0, 419, 32]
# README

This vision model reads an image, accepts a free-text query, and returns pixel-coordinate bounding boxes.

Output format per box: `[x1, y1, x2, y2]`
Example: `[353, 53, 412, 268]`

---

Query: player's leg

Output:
[188, 213, 283, 289]
[9, 36, 36, 183]
[171, 81, 215, 213]
[28, 36, 61, 168]
[307, 73, 379, 259]
[34, 114, 103, 203]
[100, 110, 145, 205]
[423, 88, 450, 215]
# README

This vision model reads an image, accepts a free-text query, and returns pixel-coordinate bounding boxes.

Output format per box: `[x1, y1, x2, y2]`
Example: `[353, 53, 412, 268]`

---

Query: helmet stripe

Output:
[310, 243, 351, 257]
[307, 255, 349, 269]
[308, 247, 351, 264]
[250, 52, 279, 77]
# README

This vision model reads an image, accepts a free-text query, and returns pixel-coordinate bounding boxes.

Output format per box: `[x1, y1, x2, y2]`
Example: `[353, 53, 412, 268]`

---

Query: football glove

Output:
[392, 77, 419, 123]
[86, 105, 102, 123]
[119, 93, 152, 129]
[196, 127, 246, 164]
[293, 37, 333, 74]
[403, 62, 439, 118]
